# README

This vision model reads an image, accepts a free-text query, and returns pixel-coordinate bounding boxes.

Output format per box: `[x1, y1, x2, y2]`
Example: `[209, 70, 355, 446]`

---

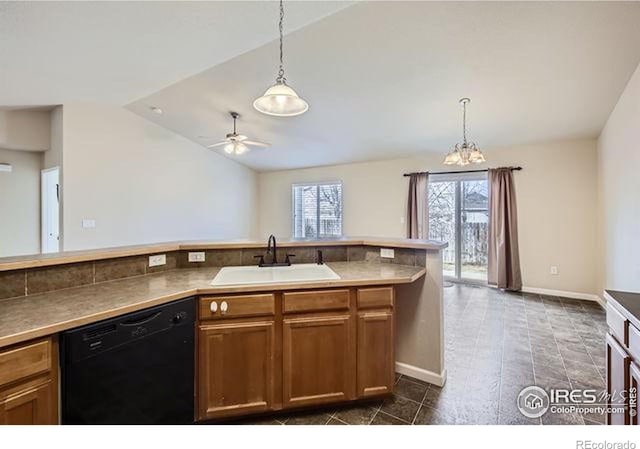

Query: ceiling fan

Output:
[206, 112, 270, 155]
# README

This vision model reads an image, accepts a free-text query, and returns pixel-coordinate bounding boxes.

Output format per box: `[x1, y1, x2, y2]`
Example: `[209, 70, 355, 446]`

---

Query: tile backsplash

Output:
[0, 245, 427, 301]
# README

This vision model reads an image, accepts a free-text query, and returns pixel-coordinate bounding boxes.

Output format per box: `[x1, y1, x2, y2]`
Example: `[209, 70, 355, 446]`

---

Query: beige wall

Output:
[597, 62, 640, 294]
[61, 103, 258, 251]
[0, 109, 51, 151]
[258, 139, 599, 296]
[0, 148, 42, 257]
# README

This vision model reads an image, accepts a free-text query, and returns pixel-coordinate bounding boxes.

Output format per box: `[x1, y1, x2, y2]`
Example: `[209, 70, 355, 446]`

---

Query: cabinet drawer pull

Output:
[210, 301, 218, 313]
[220, 301, 228, 315]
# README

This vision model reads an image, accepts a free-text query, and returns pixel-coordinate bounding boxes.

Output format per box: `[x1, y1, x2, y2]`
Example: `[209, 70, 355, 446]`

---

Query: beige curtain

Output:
[488, 168, 522, 291]
[406, 173, 429, 239]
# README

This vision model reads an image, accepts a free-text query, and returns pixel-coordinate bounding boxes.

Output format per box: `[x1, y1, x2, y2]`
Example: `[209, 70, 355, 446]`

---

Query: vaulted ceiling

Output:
[3, 2, 640, 171]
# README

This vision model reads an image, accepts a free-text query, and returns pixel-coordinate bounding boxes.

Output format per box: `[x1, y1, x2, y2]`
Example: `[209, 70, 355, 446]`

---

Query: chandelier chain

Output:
[277, 0, 286, 84]
[462, 100, 467, 145]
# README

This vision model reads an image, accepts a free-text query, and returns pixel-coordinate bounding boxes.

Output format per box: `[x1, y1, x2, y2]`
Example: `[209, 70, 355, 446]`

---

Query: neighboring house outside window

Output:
[292, 182, 343, 239]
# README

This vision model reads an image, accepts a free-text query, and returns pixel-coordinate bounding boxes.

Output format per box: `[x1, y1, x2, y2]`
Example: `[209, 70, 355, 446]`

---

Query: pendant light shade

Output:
[443, 98, 486, 166]
[254, 0, 308, 117]
[253, 82, 308, 117]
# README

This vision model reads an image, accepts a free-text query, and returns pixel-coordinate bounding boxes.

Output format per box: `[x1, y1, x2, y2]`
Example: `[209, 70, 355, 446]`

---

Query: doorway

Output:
[41, 167, 60, 253]
[428, 172, 488, 283]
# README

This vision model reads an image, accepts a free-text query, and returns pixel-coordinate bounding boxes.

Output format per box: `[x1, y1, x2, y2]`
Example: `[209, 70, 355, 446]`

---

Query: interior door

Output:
[40, 167, 60, 254]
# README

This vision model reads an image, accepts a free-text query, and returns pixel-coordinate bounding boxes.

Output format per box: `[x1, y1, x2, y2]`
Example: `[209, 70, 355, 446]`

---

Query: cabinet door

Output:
[606, 333, 630, 425]
[630, 363, 639, 426]
[283, 315, 353, 407]
[0, 381, 55, 425]
[198, 321, 274, 420]
[357, 311, 394, 397]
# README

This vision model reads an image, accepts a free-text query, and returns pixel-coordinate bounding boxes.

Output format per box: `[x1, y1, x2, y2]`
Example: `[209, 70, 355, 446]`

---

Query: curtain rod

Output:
[403, 166, 522, 177]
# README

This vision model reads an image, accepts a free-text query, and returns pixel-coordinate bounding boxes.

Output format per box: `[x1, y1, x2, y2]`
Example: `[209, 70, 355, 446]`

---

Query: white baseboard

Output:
[395, 362, 447, 387]
[521, 286, 605, 308]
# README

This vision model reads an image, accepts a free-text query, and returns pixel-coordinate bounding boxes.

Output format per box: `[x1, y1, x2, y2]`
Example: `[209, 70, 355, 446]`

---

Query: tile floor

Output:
[235, 284, 607, 425]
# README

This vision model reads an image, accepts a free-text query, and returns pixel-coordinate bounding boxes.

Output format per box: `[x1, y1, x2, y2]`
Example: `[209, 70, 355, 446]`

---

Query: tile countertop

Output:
[605, 290, 640, 328]
[0, 236, 447, 271]
[0, 261, 426, 349]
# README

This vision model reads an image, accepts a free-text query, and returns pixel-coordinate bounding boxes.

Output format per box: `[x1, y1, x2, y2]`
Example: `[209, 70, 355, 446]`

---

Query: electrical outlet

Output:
[188, 252, 206, 263]
[380, 248, 395, 259]
[149, 254, 166, 267]
[82, 219, 96, 228]
[550, 266, 559, 275]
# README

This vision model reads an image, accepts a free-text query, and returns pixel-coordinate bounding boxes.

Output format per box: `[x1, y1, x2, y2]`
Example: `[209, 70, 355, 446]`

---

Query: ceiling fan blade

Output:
[243, 140, 271, 148]
[206, 141, 228, 148]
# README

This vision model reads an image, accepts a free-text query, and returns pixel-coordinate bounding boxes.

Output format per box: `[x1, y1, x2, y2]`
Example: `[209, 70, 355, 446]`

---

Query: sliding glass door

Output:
[428, 173, 488, 282]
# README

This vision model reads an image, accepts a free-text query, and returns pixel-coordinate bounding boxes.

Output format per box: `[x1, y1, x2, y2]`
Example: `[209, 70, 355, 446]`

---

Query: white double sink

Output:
[210, 263, 340, 286]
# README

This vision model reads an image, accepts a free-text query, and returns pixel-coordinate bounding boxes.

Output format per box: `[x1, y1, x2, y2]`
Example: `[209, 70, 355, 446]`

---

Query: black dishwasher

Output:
[61, 297, 195, 424]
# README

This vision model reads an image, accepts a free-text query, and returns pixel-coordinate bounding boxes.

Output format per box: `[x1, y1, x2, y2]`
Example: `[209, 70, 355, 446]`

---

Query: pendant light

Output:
[253, 0, 308, 117]
[443, 98, 486, 166]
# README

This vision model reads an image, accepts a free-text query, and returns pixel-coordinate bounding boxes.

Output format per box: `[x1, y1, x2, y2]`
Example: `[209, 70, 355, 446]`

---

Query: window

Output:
[428, 173, 488, 282]
[292, 182, 343, 239]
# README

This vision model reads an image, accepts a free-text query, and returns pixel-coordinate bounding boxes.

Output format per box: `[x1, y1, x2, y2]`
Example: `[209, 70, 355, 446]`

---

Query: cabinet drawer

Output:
[200, 294, 275, 320]
[629, 323, 640, 361]
[357, 287, 394, 309]
[607, 303, 628, 346]
[283, 289, 350, 314]
[0, 339, 52, 388]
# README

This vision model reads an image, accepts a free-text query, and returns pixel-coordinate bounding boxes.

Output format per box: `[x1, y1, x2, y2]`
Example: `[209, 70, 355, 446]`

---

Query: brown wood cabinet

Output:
[197, 286, 396, 421]
[0, 381, 55, 425]
[0, 337, 58, 425]
[357, 311, 394, 397]
[198, 320, 275, 420]
[283, 314, 353, 407]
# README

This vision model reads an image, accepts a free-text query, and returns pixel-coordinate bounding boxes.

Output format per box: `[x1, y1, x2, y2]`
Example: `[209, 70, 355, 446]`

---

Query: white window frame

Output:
[291, 180, 343, 239]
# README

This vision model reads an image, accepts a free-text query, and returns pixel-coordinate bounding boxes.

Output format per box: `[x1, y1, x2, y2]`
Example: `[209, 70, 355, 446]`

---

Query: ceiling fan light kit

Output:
[253, 0, 308, 117]
[443, 97, 486, 166]
[207, 111, 270, 156]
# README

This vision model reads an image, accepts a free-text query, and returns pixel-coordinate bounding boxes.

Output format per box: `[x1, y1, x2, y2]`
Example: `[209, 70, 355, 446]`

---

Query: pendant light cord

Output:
[276, 0, 286, 84]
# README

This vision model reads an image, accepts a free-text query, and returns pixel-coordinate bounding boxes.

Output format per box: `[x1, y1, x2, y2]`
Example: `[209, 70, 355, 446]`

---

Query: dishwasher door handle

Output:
[120, 311, 162, 326]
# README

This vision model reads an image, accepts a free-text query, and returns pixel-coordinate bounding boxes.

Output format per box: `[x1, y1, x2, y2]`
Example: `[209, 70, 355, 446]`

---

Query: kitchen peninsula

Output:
[0, 237, 446, 424]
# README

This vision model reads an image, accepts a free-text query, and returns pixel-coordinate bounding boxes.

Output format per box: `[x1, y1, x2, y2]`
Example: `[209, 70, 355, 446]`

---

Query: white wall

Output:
[598, 62, 640, 293]
[0, 148, 42, 256]
[61, 103, 257, 251]
[258, 139, 599, 296]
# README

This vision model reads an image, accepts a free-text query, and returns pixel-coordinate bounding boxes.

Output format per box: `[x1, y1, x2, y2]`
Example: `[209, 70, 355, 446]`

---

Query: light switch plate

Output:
[380, 248, 395, 259]
[550, 266, 559, 275]
[82, 219, 96, 228]
[188, 252, 206, 263]
[149, 254, 166, 267]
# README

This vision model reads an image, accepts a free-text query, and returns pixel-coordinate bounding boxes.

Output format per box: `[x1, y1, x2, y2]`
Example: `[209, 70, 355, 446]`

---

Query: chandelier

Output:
[443, 98, 486, 166]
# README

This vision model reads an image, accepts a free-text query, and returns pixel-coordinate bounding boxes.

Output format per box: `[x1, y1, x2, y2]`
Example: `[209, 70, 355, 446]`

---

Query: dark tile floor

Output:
[236, 284, 607, 425]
